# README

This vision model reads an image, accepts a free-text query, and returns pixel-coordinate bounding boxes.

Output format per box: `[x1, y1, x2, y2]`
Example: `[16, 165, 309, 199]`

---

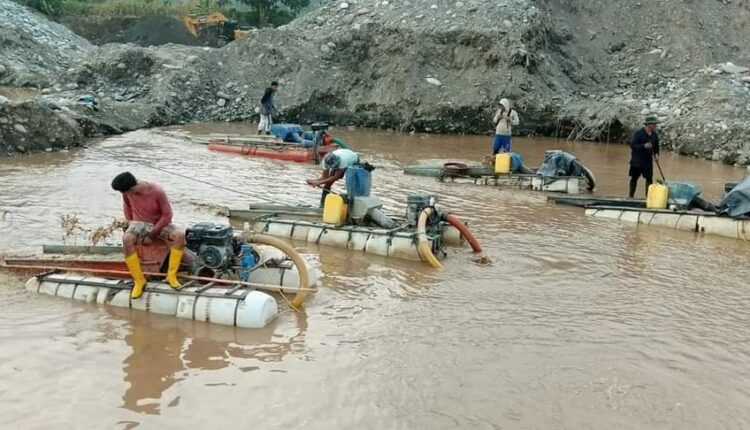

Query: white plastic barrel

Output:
[347, 230, 369, 251]
[236, 292, 278, 328]
[441, 225, 463, 246]
[364, 230, 391, 257]
[290, 222, 313, 241]
[27, 274, 278, 329]
[129, 284, 179, 316]
[564, 178, 580, 194]
[258, 219, 445, 261]
[254, 221, 273, 234]
[265, 222, 294, 238]
[306, 226, 324, 243]
[180, 290, 277, 328]
[99, 288, 131, 308]
[251, 264, 318, 293]
[699, 216, 743, 239]
[388, 234, 422, 260]
[316, 228, 350, 248]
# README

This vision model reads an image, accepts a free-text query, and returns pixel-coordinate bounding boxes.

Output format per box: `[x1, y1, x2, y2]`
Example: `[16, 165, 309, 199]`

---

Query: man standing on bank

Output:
[111, 172, 186, 299]
[492, 98, 520, 154]
[629, 116, 661, 198]
[258, 81, 279, 135]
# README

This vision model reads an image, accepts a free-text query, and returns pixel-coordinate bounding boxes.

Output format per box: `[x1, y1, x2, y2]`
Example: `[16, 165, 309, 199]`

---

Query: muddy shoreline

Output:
[1, 0, 750, 164]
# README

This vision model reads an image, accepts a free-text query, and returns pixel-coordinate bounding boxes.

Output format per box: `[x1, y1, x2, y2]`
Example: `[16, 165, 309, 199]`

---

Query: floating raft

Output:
[208, 142, 337, 162]
[404, 165, 589, 194]
[191, 134, 339, 163]
[5, 254, 317, 293]
[4, 248, 318, 328]
[191, 133, 285, 145]
[25, 273, 278, 328]
[229, 205, 464, 261]
[585, 206, 750, 241]
[549, 195, 646, 208]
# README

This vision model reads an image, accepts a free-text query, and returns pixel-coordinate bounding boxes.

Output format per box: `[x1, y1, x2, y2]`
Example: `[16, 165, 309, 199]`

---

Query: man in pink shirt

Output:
[111, 172, 185, 299]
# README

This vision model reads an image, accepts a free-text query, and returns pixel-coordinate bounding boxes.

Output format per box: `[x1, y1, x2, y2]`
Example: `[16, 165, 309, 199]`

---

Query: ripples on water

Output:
[1, 125, 749, 428]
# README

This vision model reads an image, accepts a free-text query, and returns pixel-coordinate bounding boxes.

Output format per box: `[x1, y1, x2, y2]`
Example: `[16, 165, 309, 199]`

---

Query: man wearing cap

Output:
[111, 172, 185, 299]
[306, 148, 360, 207]
[629, 116, 661, 198]
[492, 98, 520, 154]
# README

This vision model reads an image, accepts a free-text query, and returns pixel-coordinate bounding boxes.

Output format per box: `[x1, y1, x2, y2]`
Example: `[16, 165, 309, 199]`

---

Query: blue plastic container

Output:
[509, 152, 523, 172]
[345, 166, 372, 197]
[239, 244, 257, 281]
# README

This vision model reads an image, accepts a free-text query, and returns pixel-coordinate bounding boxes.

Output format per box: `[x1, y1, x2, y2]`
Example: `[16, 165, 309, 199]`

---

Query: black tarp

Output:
[718, 177, 750, 218]
[537, 151, 583, 177]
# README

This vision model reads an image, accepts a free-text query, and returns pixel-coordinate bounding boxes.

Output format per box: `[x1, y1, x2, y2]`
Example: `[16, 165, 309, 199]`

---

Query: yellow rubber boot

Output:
[165, 248, 183, 289]
[125, 253, 147, 299]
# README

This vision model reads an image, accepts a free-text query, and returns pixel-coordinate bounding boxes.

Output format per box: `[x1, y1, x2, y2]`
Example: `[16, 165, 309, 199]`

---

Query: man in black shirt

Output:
[629, 116, 660, 198]
[257, 81, 279, 135]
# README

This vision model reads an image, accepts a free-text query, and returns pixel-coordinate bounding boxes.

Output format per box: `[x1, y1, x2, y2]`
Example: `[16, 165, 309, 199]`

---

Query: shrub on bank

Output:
[13, 0, 301, 26]
[14, 0, 190, 17]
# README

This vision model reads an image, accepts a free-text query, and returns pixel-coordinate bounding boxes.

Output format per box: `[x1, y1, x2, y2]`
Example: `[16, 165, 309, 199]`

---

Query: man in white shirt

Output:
[307, 148, 360, 207]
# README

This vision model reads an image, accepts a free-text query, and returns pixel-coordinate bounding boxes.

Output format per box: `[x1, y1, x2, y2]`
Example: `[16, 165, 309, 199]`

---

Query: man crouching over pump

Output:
[111, 172, 185, 299]
[307, 148, 360, 207]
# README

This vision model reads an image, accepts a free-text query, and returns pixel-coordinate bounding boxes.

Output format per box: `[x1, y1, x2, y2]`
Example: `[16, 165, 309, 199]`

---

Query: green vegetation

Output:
[14, 0, 309, 27]
[232, 0, 310, 27]
[15, 0, 189, 17]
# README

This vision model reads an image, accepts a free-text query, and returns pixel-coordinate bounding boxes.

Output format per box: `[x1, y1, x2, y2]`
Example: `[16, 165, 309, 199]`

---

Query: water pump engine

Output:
[406, 192, 439, 227]
[185, 222, 235, 271]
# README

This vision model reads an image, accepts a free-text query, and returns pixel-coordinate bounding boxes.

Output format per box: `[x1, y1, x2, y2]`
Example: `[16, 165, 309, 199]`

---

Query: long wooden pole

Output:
[0, 262, 315, 294]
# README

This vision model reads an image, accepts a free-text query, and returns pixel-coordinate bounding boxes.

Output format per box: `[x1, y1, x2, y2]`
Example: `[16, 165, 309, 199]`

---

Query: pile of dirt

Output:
[99, 15, 202, 46]
[0, 0, 92, 87]
[3, 0, 750, 166]
[0, 98, 83, 157]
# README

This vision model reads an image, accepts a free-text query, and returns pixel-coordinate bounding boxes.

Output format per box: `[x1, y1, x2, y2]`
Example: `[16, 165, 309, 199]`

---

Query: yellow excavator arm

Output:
[183, 12, 229, 38]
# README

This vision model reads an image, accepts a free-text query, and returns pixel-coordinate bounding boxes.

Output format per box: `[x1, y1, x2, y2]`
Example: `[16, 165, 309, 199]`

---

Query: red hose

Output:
[445, 214, 482, 253]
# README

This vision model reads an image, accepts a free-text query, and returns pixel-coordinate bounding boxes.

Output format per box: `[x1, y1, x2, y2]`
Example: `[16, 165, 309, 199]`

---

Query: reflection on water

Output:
[114, 308, 309, 415]
[1, 123, 750, 428]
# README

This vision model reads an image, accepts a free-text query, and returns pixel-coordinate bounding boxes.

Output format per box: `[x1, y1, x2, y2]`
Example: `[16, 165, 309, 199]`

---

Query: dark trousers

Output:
[629, 165, 653, 198]
[319, 187, 330, 208]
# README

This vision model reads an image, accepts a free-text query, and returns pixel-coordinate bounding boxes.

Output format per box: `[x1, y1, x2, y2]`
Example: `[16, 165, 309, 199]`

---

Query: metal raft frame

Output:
[36, 273, 259, 300]
[437, 173, 584, 194]
[252, 216, 447, 260]
[585, 206, 750, 241]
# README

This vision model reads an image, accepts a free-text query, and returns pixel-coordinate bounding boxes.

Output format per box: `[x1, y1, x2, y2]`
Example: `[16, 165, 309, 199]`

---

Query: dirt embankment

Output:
[2, 0, 750, 165]
[0, 0, 92, 87]
[60, 15, 203, 47]
[0, 0, 92, 156]
[0, 99, 83, 157]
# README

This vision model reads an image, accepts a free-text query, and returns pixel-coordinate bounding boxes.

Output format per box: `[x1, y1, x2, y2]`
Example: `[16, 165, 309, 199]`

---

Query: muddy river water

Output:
[1, 124, 749, 429]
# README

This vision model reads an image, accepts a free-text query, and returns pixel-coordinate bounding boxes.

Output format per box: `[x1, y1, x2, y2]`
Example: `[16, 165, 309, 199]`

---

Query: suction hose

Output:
[417, 207, 444, 269]
[444, 214, 482, 253]
[243, 232, 310, 308]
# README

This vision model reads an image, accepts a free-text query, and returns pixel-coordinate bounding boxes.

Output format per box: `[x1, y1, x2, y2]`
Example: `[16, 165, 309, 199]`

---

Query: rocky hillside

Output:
[0, 99, 82, 157]
[2, 0, 750, 164]
[0, 0, 92, 87]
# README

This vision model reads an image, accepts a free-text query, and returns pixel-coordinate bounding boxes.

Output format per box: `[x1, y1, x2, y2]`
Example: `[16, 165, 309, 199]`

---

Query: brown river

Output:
[1, 124, 749, 429]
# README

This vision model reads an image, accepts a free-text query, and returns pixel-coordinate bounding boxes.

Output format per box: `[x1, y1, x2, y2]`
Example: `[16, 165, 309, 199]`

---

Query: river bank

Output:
[1, 0, 750, 164]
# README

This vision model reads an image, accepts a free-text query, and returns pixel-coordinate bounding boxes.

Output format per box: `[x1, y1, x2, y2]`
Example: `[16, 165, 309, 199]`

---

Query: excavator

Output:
[183, 12, 251, 44]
